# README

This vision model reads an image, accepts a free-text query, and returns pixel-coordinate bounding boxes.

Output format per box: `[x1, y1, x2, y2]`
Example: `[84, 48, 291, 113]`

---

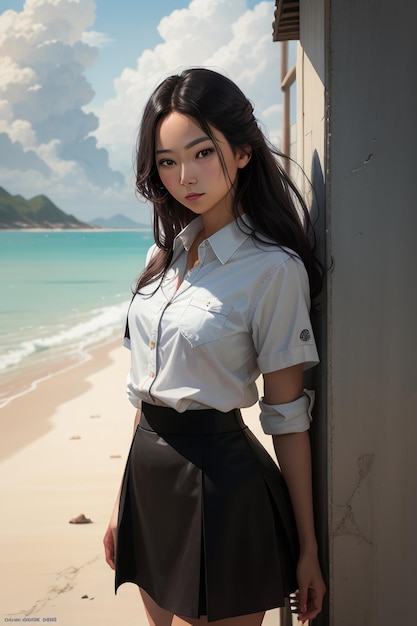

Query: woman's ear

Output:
[236, 146, 252, 169]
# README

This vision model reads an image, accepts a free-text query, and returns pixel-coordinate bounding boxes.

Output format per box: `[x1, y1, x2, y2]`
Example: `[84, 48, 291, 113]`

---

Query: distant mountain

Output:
[0, 186, 92, 229]
[90, 214, 151, 230]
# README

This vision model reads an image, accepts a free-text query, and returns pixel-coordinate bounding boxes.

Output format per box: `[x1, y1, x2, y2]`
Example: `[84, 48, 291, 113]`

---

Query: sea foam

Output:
[0, 301, 128, 373]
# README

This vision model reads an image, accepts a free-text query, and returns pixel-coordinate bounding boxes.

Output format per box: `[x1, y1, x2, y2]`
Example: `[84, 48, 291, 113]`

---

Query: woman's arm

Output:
[103, 407, 142, 570]
[263, 365, 326, 623]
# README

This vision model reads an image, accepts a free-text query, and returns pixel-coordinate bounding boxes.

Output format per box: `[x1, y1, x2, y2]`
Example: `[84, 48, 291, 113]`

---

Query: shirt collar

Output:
[173, 215, 252, 265]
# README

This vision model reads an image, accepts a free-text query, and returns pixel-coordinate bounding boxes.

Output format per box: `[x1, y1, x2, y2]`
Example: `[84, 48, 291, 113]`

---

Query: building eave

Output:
[272, 0, 300, 41]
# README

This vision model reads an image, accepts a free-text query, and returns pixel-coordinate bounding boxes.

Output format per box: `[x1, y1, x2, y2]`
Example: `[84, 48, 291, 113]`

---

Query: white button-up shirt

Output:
[124, 216, 319, 412]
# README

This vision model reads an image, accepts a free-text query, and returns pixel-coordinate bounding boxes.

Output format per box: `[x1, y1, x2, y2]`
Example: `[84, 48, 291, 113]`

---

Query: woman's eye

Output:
[158, 159, 175, 167]
[196, 148, 213, 159]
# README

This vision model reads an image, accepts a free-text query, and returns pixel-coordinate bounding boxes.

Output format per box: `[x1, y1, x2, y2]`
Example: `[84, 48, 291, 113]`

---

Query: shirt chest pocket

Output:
[179, 296, 233, 347]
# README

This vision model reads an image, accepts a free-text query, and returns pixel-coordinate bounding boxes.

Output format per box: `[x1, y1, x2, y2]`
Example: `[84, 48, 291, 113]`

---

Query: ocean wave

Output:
[0, 301, 129, 372]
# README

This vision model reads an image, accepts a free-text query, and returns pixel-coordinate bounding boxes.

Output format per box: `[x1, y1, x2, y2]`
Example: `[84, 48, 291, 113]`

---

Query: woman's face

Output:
[155, 112, 250, 228]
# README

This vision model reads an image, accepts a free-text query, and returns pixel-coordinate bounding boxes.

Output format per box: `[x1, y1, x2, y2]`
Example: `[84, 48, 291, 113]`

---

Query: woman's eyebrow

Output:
[156, 136, 211, 154]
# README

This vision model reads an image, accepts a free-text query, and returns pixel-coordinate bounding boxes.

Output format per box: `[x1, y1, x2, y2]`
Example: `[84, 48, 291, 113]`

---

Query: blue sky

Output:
[0, 0, 293, 222]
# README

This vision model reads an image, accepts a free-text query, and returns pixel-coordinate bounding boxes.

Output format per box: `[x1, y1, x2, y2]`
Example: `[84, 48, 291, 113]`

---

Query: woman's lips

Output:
[185, 193, 204, 200]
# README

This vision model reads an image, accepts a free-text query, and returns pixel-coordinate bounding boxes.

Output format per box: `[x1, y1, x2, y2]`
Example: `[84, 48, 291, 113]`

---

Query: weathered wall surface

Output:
[297, 0, 417, 623]
[326, 1, 417, 623]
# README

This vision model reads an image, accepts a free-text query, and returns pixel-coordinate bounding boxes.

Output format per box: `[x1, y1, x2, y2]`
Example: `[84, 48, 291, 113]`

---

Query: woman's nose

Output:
[180, 164, 197, 186]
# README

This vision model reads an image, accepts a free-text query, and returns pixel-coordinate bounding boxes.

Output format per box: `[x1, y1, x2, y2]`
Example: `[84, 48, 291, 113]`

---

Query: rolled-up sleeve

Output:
[251, 256, 319, 373]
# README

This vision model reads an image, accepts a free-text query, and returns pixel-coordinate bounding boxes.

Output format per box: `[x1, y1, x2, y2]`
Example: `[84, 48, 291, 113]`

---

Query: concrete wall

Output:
[297, 0, 417, 623]
[326, 0, 417, 623]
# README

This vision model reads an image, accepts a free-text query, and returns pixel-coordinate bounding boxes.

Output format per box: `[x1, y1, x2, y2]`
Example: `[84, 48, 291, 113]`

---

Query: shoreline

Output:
[0, 333, 124, 411]
[0, 338, 122, 461]
[0, 350, 92, 411]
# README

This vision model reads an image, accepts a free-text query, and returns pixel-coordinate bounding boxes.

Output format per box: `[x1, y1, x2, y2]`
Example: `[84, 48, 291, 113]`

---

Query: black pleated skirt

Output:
[115, 402, 299, 622]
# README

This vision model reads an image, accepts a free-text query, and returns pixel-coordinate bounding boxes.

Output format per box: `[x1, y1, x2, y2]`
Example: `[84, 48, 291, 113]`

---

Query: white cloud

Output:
[0, 132, 52, 176]
[93, 0, 281, 176]
[0, 0, 124, 212]
[0, 118, 37, 147]
[0, 56, 36, 97]
[81, 30, 114, 48]
[260, 103, 283, 145]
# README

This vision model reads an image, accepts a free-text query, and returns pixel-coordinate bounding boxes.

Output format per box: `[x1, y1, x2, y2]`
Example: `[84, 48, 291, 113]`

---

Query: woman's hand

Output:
[294, 550, 326, 623]
[103, 409, 140, 571]
[103, 512, 118, 570]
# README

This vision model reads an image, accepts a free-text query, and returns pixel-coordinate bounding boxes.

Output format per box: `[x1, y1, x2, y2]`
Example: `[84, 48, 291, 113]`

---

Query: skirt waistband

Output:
[140, 401, 246, 435]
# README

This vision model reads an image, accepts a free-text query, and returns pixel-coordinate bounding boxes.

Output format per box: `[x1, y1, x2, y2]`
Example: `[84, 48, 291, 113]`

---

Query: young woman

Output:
[104, 68, 326, 625]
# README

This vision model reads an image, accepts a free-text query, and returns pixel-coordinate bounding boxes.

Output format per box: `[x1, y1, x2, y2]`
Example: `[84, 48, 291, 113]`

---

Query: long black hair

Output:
[135, 67, 322, 300]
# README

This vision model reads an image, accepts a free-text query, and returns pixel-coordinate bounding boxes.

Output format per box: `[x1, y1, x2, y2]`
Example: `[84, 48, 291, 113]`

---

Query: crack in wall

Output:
[333, 453, 375, 546]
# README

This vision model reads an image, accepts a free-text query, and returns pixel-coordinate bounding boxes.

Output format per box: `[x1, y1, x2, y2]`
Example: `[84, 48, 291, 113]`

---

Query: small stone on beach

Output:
[69, 513, 92, 524]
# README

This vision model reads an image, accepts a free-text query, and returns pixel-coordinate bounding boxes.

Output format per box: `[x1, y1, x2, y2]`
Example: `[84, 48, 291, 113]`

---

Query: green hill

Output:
[0, 187, 92, 229]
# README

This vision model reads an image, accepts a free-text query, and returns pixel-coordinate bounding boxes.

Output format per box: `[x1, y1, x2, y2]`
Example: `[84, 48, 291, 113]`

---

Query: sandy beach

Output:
[0, 341, 288, 626]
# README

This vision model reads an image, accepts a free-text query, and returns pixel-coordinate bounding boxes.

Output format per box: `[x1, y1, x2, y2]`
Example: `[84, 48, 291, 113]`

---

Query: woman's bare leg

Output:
[173, 612, 265, 626]
[140, 588, 265, 626]
[139, 588, 174, 626]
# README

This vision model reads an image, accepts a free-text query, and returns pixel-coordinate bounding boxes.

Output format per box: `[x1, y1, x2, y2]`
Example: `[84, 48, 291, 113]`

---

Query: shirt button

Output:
[149, 340, 156, 349]
[149, 371, 155, 378]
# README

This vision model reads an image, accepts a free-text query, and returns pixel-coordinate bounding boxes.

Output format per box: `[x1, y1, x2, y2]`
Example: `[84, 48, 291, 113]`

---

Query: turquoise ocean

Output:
[0, 230, 152, 407]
